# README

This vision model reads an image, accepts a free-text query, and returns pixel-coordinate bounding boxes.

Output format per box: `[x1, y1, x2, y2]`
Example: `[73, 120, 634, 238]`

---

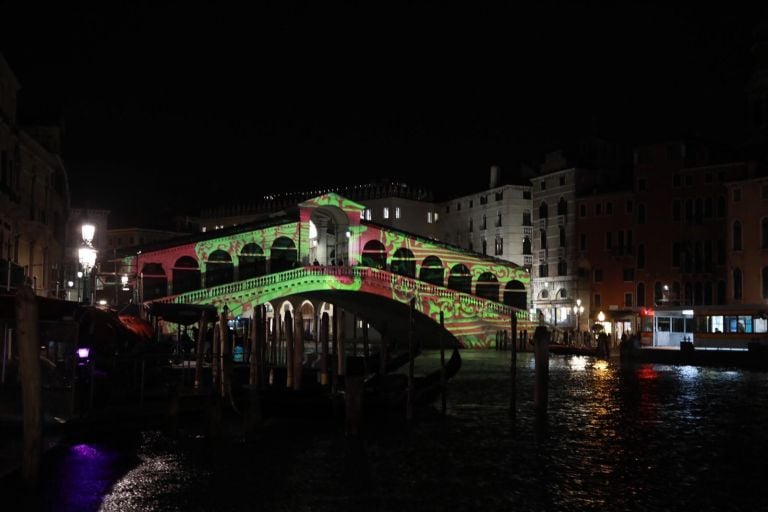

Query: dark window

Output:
[762, 219, 768, 249]
[469, 199, 473, 208]
[558, 260, 567, 276]
[522, 237, 531, 255]
[523, 190, 531, 199]
[733, 221, 742, 251]
[672, 242, 680, 267]
[594, 269, 603, 282]
[638, 178, 646, 191]
[523, 211, 531, 225]
[496, 212, 502, 227]
[625, 293, 633, 307]
[558, 197, 567, 216]
[580, 233, 586, 251]
[623, 268, 635, 281]
[540, 181, 546, 191]
[673, 200, 681, 221]
[559, 176, 566, 186]
[540, 230, 547, 249]
[596, 203, 602, 215]
[594, 293, 601, 307]
[580, 204, 587, 217]
[763, 267, 768, 299]
[704, 197, 712, 218]
[717, 280, 726, 304]
[637, 204, 646, 224]
[539, 202, 548, 219]
[717, 196, 725, 218]
[637, 244, 645, 269]
[637, 282, 645, 306]
[685, 199, 693, 222]
[539, 264, 548, 277]
[482, 239, 487, 255]
[734, 268, 743, 300]
[457, 202, 461, 211]
[606, 202, 613, 214]
[673, 174, 681, 187]
[733, 188, 741, 202]
[445, 205, 450, 213]
[705, 173, 713, 184]
[717, 239, 725, 265]
[606, 232, 612, 249]
[559, 227, 566, 247]
[654, 282, 663, 304]
[626, 199, 633, 214]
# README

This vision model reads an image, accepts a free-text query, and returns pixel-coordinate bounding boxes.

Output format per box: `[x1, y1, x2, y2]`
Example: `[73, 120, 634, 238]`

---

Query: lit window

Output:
[434, 212, 439, 222]
[365, 209, 372, 221]
[383, 207, 389, 219]
[427, 212, 433, 223]
[395, 207, 401, 219]
[360, 210, 365, 219]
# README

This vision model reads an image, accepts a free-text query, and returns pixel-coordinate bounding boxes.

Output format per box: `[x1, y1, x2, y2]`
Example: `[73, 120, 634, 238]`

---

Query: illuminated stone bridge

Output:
[125, 193, 534, 348]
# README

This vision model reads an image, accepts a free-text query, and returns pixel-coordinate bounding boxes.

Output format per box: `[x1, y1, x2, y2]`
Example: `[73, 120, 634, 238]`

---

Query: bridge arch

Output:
[141, 263, 167, 301]
[391, 248, 416, 277]
[503, 280, 527, 309]
[447, 264, 472, 294]
[205, 250, 234, 288]
[476, 272, 500, 302]
[240, 243, 266, 279]
[172, 256, 201, 295]
[310, 207, 349, 265]
[418, 255, 444, 286]
[362, 240, 387, 269]
[299, 300, 315, 340]
[270, 237, 297, 273]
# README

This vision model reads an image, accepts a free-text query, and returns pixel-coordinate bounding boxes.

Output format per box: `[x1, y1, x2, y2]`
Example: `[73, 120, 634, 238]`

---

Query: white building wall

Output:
[530, 168, 579, 328]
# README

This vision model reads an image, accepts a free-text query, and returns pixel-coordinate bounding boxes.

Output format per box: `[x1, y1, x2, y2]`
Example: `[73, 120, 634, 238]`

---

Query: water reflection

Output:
[11, 351, 768, 511]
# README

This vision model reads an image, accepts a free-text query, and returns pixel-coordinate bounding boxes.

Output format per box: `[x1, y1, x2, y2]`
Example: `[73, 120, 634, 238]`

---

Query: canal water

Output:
[4, 351, 768, 511]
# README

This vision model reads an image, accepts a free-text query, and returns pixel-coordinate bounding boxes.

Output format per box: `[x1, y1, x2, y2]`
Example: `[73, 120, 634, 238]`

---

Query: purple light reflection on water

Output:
[72, 443, 101, 459]
[77, 347, 90, 358]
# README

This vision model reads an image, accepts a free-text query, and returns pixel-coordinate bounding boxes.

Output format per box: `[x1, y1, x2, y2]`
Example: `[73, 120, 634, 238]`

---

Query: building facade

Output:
[0, 53, 71, 297]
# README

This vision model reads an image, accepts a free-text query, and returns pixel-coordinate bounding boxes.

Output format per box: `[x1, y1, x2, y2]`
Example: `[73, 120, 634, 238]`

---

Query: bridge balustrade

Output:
[151, 264, 530, 323]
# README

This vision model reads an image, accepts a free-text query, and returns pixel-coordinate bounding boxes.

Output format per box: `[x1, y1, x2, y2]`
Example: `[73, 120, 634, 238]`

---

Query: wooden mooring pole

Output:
[16, 286, 41, 483]
[440, 310, 446, 417]
[510, 314, 518, 414]
[533, 325, 550, 416]
[406, 297, 415, 424]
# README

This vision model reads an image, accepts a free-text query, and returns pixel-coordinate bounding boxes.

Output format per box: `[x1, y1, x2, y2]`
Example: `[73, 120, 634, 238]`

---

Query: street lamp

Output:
[572, 298, 584, 331]
[78, 223, 97, 305]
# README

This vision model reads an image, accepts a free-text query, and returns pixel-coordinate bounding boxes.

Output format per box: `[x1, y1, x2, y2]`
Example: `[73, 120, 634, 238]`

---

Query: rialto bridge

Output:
[119, 194, 535, 348]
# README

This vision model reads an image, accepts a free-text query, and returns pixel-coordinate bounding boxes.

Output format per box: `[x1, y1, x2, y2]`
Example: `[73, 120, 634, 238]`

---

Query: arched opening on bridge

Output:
[362, 240, 387, 269]
[419, 255, 444, 286]
[172, 256, 200, 295]
[205, 250, 234, 288]
[278, 300, 294, 323]
[300, 301, 315, 340]
[263, 302, 275, 333]
[319, 302, 334, 338]
[476, 272, 500, 302]
[141, 263, 167, 301]
[447, 264, 472, 294]
[503, 280, 527, 309]
[239, 243, 266, 279]
[310, 207, 349, 265]
[270, 237, 297, 273]
[391, 248, 416, 277]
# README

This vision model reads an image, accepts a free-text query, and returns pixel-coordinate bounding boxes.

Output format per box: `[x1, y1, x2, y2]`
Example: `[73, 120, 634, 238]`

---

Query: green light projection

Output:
[137, 194, 531, 348]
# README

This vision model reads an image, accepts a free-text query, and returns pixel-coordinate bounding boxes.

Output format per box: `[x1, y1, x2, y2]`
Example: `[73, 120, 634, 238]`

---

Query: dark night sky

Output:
[0, 1, 766, 227]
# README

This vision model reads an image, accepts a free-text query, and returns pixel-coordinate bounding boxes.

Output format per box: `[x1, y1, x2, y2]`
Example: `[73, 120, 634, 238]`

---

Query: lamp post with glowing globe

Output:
[77, 223, 97, 305]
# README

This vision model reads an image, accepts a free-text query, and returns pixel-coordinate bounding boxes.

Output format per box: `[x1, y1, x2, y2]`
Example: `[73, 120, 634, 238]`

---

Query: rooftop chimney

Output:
[490, 165, 500, 189]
